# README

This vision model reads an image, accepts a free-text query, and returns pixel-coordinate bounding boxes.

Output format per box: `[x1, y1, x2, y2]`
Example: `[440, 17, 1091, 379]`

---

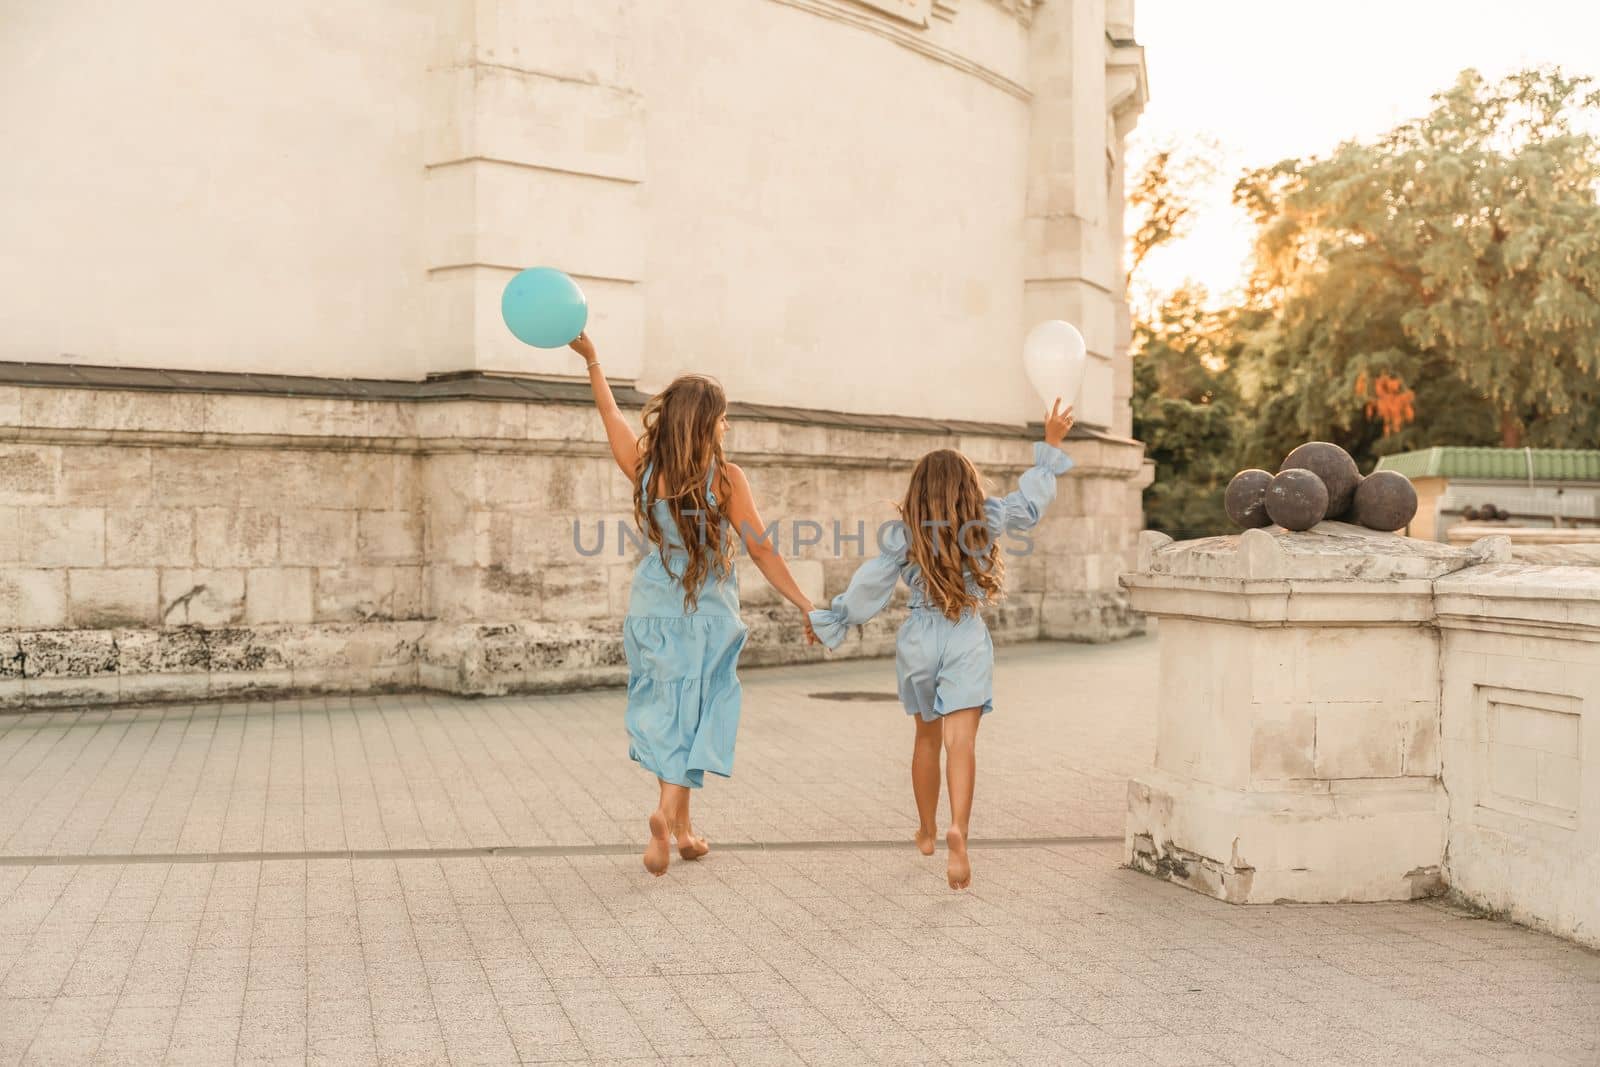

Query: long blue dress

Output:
[808, 442, 1073, 720]
[623, 464, 747, 788]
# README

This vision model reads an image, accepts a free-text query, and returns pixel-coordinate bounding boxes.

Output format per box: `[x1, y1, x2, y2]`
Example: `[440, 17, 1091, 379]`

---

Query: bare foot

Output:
[914, 827, 937, 856]
[644, 811, 671, 876]
[675, 825, 710, 861]
[945, 827, 971, 890]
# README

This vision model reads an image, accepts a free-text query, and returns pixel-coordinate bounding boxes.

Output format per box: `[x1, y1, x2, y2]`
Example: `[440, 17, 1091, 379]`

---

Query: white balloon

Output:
[1022, 320, 1087, 411]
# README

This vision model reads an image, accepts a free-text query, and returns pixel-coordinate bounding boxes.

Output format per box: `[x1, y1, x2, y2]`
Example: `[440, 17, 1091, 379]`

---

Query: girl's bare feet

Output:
[675, 824, 710, 861]
[644, 811, 671, 876]
[945, 827, 971, 890]
[914, 826, 938, 856]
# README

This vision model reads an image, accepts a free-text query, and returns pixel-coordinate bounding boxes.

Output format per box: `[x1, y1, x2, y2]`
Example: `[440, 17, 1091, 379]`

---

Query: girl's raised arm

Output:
[986, 399, 1075, 535]
[721, 462, 818, 642]
[569, 331, 639, 476]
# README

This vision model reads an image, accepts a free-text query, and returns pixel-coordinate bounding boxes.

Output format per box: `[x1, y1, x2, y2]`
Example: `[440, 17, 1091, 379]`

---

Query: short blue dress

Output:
[808, 442, 1073, 721]
[624, 464, 747, 788]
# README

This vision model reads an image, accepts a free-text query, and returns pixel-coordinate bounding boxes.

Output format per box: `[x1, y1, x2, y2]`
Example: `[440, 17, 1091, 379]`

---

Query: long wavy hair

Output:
[633, 374, 733, 611]
[900, 449, 1005, 620]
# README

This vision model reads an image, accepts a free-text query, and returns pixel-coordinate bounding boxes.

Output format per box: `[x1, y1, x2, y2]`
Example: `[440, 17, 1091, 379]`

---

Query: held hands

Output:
[1044, 397, 1075, 448]
[568, 330, 597, 364]
[798, 603, 819, 646]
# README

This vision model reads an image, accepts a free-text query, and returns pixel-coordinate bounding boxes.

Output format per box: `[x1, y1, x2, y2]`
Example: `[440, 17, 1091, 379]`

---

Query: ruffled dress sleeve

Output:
[807, 522, 908, 650]
[984, 441, 1074, 536]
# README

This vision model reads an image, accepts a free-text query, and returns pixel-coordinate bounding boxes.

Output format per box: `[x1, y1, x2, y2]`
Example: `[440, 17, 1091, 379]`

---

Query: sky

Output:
[1131, 0, 1600, 304]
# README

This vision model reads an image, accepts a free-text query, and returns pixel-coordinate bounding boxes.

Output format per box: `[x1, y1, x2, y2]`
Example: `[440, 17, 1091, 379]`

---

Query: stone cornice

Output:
[766, 0, 1031, 100]
[1119, 574, 1443, 626]
[0, 362, 1135, 444]
[0, 368, 1148, 478]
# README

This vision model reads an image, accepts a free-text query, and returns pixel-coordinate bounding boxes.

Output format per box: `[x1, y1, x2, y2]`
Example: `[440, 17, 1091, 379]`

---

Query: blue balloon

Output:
[501, 267, 588, 348]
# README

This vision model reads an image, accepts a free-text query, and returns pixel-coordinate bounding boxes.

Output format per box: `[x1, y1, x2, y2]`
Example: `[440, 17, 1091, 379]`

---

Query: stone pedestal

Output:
[1120, 523, 1486, 903]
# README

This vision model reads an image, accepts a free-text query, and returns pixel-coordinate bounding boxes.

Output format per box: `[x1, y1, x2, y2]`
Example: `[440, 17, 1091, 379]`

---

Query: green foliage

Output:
[1128, 67, 1600, 538]
[1234, 68, 1600, 450]
[1131, 287, 1243, 539]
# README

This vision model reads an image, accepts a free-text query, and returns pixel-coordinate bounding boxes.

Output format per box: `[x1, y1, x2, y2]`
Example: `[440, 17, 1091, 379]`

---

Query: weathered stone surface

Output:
[106, 508, 194, 566]
[357, 510, 423, 564]
[1250, 703, 1315, 780]
[539, 566, 611, 621]
[0, 634, 22, 677]
[426, 564, 480, 621]
[204, 627, 288, 672]
[279, 509, 357, 566]
[0, 506, 18, 564]
[476, 563, 541, 619]
[237, 450, 394, 510]
[160, 568, 246, 625]
[314, 565, 419, 622]
[196, 508, 279, 566]
[1136, 521, 1475, 583]
[21, 630, 118, 677]
[4, 391, 1149, 707]
[68, 568, 160, 627]
[0, 445, 59, 502]
[150, 447, 241, 507]
[61, 446, 153, 505]
[22, 388, 205, 433]
[1123, 517, 1600, 948]
[20, 506, 105, 566]
[114, 626, 209, 674]
[0, 569, 68, 627]
[245, 567, 315, 624]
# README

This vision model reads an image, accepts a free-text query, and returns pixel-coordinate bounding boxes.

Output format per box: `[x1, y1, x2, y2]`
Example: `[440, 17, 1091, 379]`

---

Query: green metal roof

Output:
[1377, 447, 1600, 482]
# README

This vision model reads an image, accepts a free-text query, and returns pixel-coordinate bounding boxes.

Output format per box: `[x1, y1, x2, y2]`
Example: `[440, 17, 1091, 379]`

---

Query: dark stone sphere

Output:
[1280, 441, 1361, 518]
[1224, 469, 1274, 528]
[1265, 468, 1329, 532]
[1353, 470, 1419, 531]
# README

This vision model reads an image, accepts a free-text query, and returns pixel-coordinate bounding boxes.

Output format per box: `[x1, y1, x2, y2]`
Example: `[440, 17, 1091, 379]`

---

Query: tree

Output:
[1125, 142, 1218, 290]
[1126, 142, 1241, 538]
[1132, 286, 1246, 538]
[1235, 68, 1600, 450]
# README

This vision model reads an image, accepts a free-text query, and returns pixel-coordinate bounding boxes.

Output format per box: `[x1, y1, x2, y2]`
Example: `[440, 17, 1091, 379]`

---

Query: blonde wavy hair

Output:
[900, 449, 1005, 620]
[633, 375, 733, 611]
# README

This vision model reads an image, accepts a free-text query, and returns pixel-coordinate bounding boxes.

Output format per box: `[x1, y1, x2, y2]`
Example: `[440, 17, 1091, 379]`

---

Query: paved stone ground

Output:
[2, 636, 1598, 1066]
[0, 640, 1154, 856]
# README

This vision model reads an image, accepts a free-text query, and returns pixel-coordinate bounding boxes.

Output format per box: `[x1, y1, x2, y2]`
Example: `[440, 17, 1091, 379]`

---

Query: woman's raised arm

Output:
[569, 331, 639, 476]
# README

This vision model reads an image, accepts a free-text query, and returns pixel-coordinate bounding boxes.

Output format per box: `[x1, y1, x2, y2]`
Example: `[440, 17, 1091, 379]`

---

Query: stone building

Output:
[0, 0, 1150, 706]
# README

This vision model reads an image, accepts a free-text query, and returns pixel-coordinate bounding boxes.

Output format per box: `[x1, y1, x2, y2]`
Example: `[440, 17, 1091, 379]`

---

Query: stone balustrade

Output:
[1122, 522, 1600, 948]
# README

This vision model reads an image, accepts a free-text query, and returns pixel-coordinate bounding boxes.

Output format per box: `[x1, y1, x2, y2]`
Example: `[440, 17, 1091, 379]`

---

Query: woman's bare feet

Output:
[675, 824, 710, 861]
[945, 827, 971, 890]
[644, 811, 671, 876]
[914, 826, 938, 856]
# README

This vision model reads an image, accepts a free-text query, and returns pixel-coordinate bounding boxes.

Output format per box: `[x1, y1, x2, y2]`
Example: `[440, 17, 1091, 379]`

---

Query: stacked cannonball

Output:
[1224, 442, 1418, 533]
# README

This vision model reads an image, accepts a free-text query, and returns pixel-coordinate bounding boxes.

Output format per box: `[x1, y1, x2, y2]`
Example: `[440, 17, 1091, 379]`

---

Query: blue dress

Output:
[624, 464, 747, 788]
[808, 442, 1073, 721]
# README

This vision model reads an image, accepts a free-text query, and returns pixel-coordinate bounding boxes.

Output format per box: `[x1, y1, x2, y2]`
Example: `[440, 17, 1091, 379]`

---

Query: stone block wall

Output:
[0, 373, 1150, 708]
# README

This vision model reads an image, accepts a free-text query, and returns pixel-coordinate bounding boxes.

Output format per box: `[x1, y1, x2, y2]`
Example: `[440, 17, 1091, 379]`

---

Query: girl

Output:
[808, 400, 1075, 889]
[570, 331, 817, 876]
